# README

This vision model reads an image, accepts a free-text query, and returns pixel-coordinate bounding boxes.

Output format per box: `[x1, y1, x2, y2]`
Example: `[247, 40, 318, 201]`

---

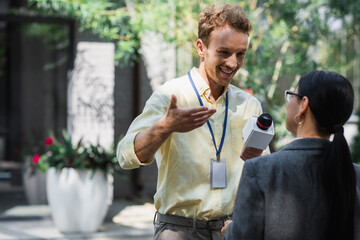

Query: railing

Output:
[0, 160, 23, 192]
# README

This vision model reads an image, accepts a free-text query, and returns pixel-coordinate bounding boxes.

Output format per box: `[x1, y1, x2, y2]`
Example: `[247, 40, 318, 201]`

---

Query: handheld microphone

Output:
[242, 113, 274, 150]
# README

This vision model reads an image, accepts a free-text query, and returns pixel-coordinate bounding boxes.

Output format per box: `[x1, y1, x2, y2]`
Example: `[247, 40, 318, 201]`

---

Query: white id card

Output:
[210, 158, 227, 189]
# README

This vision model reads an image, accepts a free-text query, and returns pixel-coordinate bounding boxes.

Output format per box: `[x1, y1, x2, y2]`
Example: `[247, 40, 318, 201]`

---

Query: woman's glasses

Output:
[284, 90, 304, 103]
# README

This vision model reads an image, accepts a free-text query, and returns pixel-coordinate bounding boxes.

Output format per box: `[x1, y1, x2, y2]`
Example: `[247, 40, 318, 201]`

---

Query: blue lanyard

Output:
[188, 71, 228, 160]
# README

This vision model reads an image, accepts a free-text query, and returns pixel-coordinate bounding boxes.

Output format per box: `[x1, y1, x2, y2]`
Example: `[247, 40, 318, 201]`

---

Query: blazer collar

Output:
[282, 138, 331, 151]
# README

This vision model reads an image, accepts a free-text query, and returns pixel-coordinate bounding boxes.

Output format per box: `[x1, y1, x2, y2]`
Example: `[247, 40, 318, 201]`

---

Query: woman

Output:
[222, 71, 360, 239]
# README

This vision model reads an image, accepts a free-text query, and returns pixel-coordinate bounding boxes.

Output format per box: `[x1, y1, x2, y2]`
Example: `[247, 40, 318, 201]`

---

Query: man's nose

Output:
[226, 54, 238, 68]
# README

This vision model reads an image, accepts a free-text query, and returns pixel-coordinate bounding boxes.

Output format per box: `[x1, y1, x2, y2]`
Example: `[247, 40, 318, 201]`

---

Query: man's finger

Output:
[246, 146, 263, 155]
[193, 112, 215, 123]
[240, 153, 249, 161]
[190, 108, 216, 117]
[168, 95, 178, 110]
[241, 146, 263, 160]
[182, 106, 212, 116]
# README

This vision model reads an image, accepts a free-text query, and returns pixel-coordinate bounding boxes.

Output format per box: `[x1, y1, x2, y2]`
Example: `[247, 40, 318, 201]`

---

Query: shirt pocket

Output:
[230, 119, 247, 156]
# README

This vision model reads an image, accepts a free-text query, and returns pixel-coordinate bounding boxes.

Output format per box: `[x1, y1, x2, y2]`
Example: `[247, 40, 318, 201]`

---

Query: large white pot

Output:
[46, 167, 113, 233]
[22, 159, 47, 205]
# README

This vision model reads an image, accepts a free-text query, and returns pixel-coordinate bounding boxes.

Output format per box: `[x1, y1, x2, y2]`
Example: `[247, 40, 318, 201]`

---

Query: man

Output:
[117, 3, 264, 239]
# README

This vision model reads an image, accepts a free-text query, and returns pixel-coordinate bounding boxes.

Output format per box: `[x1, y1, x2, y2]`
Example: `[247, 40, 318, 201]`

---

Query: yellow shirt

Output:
[117, 67, 263, 220]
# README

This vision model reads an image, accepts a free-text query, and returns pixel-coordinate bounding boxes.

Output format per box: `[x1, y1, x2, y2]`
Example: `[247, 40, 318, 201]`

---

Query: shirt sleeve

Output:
[116, 88, 170, 169]
[224, 160, 265, 239]
[244, 95, 263, 119]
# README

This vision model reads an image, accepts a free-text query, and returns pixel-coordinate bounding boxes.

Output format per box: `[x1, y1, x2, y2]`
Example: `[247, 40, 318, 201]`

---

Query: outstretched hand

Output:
[162, 95, 216, 133]
[133, 95, 216, 163]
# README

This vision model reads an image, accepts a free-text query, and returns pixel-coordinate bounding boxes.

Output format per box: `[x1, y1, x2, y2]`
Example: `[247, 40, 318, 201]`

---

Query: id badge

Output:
[210, 158, 227, 189]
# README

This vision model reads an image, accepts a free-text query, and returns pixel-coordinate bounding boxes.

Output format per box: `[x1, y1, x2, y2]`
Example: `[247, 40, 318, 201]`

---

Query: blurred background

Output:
[0, 0, 359, 238]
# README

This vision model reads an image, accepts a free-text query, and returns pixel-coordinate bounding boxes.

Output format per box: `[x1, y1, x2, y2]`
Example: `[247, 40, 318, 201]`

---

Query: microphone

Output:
[242, 113, 274, 150]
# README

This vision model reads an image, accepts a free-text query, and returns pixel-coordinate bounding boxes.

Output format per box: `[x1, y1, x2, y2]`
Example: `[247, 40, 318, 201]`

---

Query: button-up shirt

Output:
[117, 67, 263, 220]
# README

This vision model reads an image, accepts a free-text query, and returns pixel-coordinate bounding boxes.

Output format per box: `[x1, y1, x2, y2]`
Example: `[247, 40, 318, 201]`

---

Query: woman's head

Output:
[286, 70, 354, 136]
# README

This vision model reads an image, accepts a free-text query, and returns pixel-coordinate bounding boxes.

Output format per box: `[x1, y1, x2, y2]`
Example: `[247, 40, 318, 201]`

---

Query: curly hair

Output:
[198, 3, 253, 47]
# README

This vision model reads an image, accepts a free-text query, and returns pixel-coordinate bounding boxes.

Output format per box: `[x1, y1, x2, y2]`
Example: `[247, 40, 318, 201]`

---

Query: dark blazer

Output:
[224, 138, 360, 240]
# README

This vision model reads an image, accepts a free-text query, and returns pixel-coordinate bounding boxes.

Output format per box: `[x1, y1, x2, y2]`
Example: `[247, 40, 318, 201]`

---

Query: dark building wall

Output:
[77, 30, 158, 198]
[17, 24, 69, 151]
[1, 9, 158, 198]
[113, 52, 158, 198]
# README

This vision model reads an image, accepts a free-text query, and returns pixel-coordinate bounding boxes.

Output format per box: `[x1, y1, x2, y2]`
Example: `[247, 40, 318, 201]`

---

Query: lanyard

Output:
[188, 71, 228, 160]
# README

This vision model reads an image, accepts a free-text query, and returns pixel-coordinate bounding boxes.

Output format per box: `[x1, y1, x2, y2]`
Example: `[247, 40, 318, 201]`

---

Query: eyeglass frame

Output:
[284, 90, 304, 102]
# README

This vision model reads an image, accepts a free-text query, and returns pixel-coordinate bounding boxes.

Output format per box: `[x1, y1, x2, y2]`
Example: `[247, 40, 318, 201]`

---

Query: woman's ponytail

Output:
[322, 127, 356, 239]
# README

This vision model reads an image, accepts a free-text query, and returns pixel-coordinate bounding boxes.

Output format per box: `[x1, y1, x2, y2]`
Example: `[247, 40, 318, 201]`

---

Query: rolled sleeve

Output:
[116, 132, 154, 169]
[116, 87, 169, 170]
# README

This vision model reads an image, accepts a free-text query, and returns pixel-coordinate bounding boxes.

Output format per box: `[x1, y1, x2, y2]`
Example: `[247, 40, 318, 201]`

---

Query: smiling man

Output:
[117, 3, 264, 240]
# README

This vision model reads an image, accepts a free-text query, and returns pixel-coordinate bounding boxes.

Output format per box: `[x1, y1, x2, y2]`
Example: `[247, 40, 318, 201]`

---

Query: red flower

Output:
[32, 154, 40, 164]
[45, 137, 54, 146]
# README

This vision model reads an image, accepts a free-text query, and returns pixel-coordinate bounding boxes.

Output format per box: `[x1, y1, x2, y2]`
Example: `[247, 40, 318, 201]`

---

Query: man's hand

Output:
[134, 95, 216, 163]
[240, 146, 263, 161]
[161, 95, 216, 133]
[221, 220, 232, 236]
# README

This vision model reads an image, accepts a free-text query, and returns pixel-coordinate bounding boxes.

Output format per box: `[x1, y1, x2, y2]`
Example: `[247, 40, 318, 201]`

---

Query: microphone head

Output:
[256, 113, 272, 130]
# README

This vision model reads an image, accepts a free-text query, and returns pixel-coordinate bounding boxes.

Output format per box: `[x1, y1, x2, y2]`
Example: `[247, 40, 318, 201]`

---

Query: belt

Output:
[154, 212, 230, 230]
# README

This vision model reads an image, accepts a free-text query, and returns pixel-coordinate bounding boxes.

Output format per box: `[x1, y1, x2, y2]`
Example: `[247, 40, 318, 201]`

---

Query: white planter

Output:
[22, 159, 47, 205]
[46, 167, 114, 233]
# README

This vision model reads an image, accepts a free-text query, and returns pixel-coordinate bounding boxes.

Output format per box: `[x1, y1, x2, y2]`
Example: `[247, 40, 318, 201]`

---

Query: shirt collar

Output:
[189, 67, 229, 102]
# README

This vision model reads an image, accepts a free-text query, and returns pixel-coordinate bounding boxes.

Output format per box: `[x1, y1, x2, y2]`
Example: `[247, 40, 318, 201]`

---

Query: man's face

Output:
[197, 25, 249, 87]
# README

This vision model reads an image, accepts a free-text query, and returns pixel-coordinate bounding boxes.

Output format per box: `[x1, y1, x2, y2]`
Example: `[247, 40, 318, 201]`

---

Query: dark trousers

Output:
[153, 212, 229, 240]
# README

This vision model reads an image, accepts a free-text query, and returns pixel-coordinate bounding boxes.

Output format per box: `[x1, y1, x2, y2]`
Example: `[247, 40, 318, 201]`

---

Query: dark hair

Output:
[298, 71, 356, 239]
[198, 4, 252, 47]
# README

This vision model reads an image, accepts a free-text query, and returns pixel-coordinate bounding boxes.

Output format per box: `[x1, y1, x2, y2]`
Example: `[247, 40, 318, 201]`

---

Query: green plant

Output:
[38, 130, 87, 171]
[37, 129, 121, 175]
[88, 143, 122, 176]
[18, 133, 44, 160]
[15, 132, 45, 174]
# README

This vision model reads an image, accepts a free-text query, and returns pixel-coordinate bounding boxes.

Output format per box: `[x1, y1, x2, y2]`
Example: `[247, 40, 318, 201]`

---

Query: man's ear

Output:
[196, 39, 205, 57]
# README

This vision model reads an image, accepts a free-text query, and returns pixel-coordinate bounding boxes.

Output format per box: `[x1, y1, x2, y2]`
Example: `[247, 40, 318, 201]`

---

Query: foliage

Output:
[16, 132, 45, 175]
[21, 0, 360, 150]
[87, 143, 122, 175]
[23, 23, 69, 70]
[37, 129, 121, 175]
[17, 132, 44, 160]
[26, 0, 139, 64]
[231, 0, 360, 149]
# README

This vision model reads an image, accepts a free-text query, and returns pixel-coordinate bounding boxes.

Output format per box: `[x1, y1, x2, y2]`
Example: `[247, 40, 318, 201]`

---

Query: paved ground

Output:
[0, 191, 154, 240]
